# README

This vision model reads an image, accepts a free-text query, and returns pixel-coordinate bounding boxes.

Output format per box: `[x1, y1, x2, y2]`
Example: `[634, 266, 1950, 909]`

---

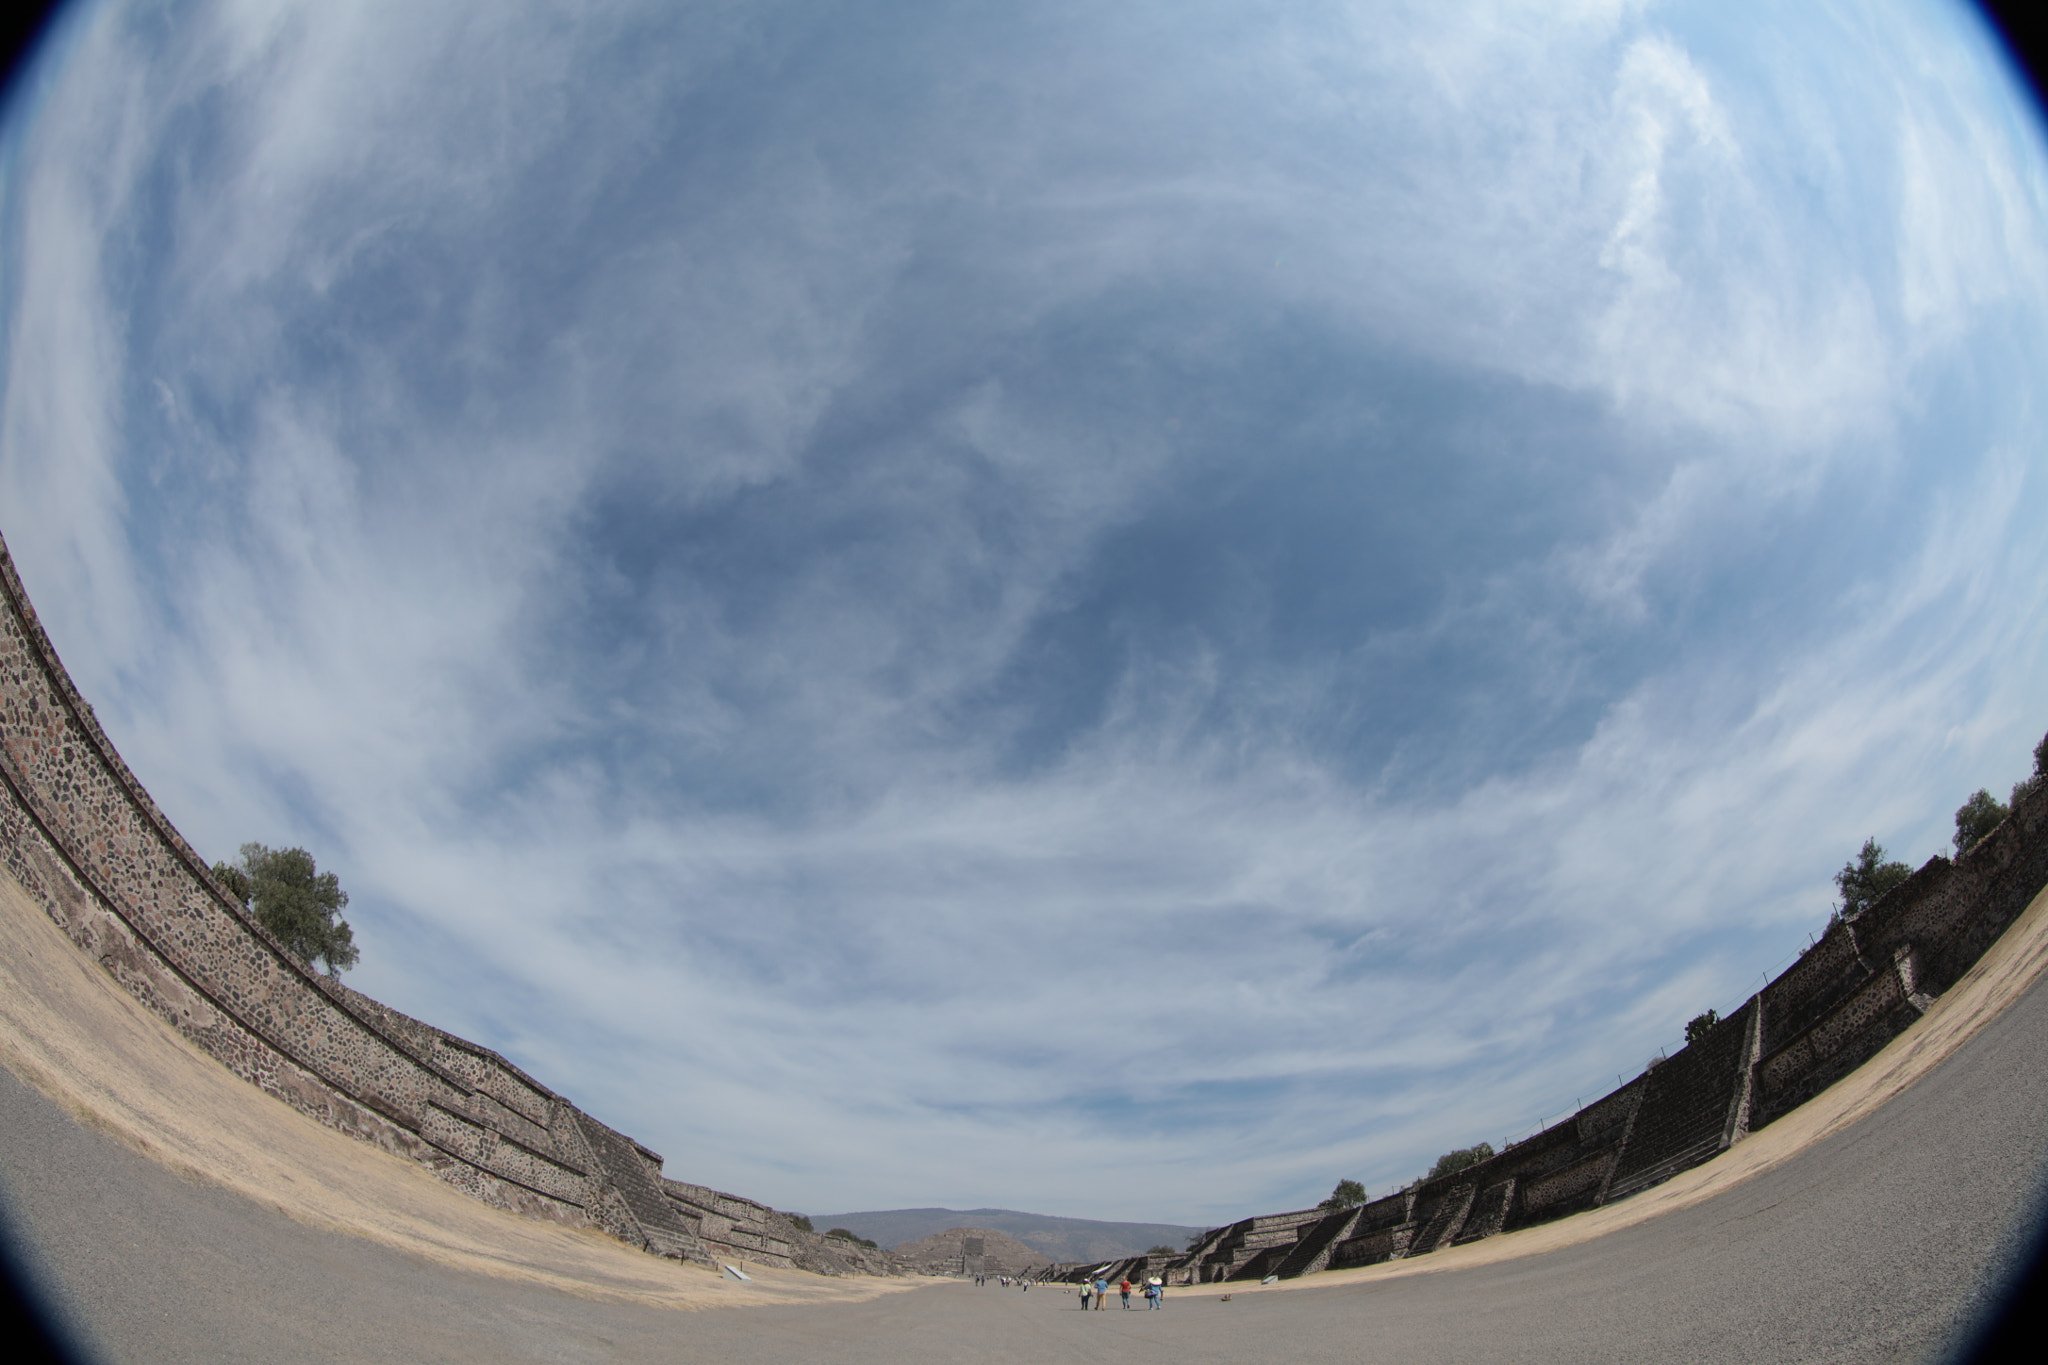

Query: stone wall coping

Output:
[422, 1096, 592, 1179]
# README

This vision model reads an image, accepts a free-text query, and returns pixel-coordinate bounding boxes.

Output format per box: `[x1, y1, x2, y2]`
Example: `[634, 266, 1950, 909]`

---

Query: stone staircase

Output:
[1452, 1180, 1516, 1245]
[1604, 1135, 1722, 1205]
[1272, 1206, 1364, 1278]
[1219, 1210, 1327, 1281]
[571, 1113, 710, 1263]
[1410, 1182, 1477, 1255]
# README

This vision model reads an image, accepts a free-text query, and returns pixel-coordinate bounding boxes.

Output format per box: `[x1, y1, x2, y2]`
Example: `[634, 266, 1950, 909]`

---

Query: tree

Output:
[1684, 1009, 1719, 1047]
[1953, 789, 2010, 856]
[213, 842, 358, 975]
[1833, 837, 1910, 922]
[212, 860, 253, 908]
[825, 1228, 877, 1249]
[1145, 1244, 1177, 1256]
[2012, 733, 2048, 807]
[1425, 1143, 1495, 1182]
[787, 1214, 815, 1233]
[1316, 1178, 1368, 1211]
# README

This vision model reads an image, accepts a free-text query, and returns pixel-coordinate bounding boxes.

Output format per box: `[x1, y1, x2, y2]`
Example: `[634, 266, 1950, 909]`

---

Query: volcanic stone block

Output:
[1604, 999, 1755, 1203]
[1751, 959, 1923, 1130]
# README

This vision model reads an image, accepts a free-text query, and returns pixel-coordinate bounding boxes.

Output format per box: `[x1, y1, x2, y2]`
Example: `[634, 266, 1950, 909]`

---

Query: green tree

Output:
[1425, 1143, 1495, 1182]
[825, 1228, 877, 1248]
[2011, 733, 2048, 807]
[1833, 837, 1910, 922]
[214, 842, 358, 975]
[787, 1214, 815, 1233]
[1684, 1009, 1719, 1047]
[1316, 1178, 1368, 1211]
[1953, 789, 2010, 856]
[211, 859, 253, 908]
[1145, 1244, 1176, 1256]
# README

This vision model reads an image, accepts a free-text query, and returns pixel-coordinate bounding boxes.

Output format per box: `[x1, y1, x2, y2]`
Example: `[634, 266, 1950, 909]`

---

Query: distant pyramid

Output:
[892, 1226, 1050, 1276]
[808, 1207, 1204, 1262]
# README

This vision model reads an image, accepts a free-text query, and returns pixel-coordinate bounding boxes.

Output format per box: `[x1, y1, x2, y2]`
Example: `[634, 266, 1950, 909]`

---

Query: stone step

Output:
[571, 1113, 710, 1264]
[1605, 1136, 1721, 1204]
[1452, 1180, 1516, 1245]
[1411, 1183, 1477, 1255]
[1274, 1207, 1363, 1279]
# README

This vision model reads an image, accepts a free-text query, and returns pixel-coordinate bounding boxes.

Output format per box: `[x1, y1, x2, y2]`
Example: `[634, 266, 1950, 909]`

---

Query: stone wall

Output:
[785, 1227, 903, 1277]
[1176, 748, 2048, 1284]
[5, 520, 2043, 1287]
[0, 532, 835, 1274]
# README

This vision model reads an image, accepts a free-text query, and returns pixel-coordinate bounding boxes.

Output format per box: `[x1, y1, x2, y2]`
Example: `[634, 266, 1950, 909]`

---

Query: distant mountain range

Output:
[805, 1208, 1206, 1264]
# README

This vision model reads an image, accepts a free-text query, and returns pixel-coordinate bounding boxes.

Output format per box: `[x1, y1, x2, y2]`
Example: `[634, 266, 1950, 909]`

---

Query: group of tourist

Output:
[962, 1268, 1165, 1308]
[1077, 1275, 1163, 1309]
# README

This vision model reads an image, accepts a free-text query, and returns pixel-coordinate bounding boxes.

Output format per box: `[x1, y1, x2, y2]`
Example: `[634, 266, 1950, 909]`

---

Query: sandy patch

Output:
[0, 866, 928, 1311]
[1169, 878, 2048, 1298]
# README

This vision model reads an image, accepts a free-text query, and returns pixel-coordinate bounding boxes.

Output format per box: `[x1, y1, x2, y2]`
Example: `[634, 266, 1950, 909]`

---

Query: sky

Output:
[1, 0, 2046, 1228]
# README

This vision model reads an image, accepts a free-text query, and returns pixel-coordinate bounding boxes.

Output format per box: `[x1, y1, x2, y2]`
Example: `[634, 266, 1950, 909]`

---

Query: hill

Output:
[805, 1208, 1205, 1263]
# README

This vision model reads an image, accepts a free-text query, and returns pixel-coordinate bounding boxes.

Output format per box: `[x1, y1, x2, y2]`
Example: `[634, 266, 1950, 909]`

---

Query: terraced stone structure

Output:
[0, 532, 830, 1274]
[1054, 754, 2048, 1290]
[893, 1227, 1049, 1278]
[6, 520, 2046, 1289]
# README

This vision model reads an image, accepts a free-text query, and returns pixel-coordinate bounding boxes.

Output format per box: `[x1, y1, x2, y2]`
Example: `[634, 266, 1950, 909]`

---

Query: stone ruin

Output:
[1038, 756, 2048, 1288]
[0, 532, 883, 1276]
[891, 1227, 1050, 1278]
[5, 526, 2045, 1287]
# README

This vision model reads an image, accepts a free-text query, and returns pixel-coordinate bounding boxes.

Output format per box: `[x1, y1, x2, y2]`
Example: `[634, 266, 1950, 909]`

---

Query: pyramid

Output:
[891, 1226, 1050, 1276]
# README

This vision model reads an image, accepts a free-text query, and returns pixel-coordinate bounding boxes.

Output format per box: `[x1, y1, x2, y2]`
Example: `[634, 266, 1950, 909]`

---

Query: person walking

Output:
[1093, 1276, 1109, 1309]
[1079, 1282, 1092, 1311]
[1146, 1278, 1164, 1308]
[1119, 1278, 1133, 1309]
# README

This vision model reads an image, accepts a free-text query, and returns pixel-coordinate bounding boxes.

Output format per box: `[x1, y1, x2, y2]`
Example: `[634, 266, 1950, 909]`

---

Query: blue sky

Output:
[2, 0, 2046, 1226]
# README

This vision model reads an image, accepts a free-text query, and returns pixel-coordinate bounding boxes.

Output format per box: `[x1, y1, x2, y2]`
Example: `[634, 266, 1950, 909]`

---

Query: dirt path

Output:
[8, 959, 2044, 1363]
[4, 859, 2046, 1314]
[0, 866, 925, 1312]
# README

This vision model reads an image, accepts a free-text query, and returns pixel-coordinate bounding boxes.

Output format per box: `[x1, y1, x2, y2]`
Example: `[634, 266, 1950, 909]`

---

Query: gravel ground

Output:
[3, 860, 2045, 1364]
[4, 963, 2045, 1364]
